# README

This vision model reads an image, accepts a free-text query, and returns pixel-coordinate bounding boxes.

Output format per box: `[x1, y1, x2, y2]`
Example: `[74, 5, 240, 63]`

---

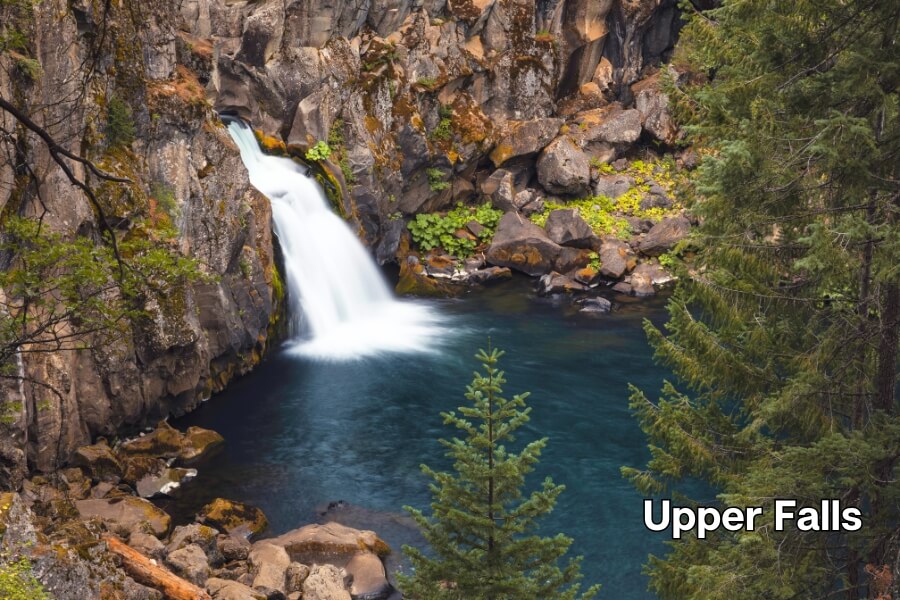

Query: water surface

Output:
[173, 278, 674, 598]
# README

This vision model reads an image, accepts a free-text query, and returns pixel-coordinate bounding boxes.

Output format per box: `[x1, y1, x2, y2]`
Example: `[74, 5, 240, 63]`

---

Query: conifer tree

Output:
[401, 347, 600, 600]
[625, 1, 899, 598]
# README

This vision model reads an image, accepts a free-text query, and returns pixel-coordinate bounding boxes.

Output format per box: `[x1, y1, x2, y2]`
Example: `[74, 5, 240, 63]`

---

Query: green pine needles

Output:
[401, 347, 599, 600]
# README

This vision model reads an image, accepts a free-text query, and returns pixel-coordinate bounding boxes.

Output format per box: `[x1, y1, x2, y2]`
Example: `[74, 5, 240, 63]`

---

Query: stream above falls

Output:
[170, 277, 677, 598]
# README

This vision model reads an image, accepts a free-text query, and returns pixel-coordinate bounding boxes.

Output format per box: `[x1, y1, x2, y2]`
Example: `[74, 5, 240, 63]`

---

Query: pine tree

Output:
[401, 347, 600, 600]
[624, 1, 899, 598]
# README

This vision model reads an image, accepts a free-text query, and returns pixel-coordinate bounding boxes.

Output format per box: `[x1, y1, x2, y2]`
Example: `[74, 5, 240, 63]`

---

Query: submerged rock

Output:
[538, 272, 587, 295]
[579, 297, 613, 314]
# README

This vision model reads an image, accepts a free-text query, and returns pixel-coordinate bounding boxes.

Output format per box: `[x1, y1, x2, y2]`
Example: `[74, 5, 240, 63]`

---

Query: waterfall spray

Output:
[226, 121, 443, 359]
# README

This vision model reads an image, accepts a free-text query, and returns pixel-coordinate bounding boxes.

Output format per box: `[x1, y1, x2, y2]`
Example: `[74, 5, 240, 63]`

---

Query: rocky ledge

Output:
[1, 423, 395, 600]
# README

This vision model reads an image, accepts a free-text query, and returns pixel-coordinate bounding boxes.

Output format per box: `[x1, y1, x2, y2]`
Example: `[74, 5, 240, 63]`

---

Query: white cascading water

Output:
[226, 120, 443, 360]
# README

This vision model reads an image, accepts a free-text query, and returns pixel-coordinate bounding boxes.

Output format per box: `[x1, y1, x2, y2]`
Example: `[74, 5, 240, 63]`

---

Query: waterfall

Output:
[226, 120, 443, 360]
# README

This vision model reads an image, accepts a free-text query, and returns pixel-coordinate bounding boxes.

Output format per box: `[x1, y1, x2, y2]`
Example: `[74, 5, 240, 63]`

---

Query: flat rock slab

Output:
[263, 522, 391, 565]
[75, 497, 171, 538]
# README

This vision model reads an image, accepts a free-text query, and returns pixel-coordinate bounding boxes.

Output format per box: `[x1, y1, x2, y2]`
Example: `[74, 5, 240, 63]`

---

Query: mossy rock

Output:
[198, 498, 268, 539]
[395, 259, 456, 297]
[118, 421, 184, 459]
[180, 427, 225, 462]
[72, 441, 123, 482]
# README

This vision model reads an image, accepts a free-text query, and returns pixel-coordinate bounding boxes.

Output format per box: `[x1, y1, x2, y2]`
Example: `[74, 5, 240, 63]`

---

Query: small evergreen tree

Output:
[401, 347, 600, 600]
[105, 96, 135, 148]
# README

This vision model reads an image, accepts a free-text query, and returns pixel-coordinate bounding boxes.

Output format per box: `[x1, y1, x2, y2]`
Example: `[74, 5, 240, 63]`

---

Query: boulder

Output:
[72, 440, 123, 482]
[537, 137, 591, 196]
[598, 239, 634, 279]
[166, 543, 210, 586]
[302, 564, 350, 600]
[129, 531, 166, 560]
[633, 73, 678, 145]
[285, 563, 310, 593]
[346, 552, 392, 600]
[573, 105, 642, 146]
[489, 119, 564, 167]
[119, 422, 184, 459]
[538, 272, 587, 295]
[249, 542, 290, 597]
[573, 266, 601, 285]
[218, 534, 252, 562]
[168, 523, 221, 563]
[544, 209, 594, 248]
[480, 169, 517, 212]
[612, 281, 634, 294]
[136, 467, 196, 499]
[75, 497, 171, 538]
[579, 297, 612, 314]
[199, 498, 268, 539]
[468, 266, 512, 285]
[263, 522, 390, 564]
[513, 189, 543, 215]
[485, 212, 563, 277]
[594, 175, 633, 199]
[206, 577, 266, 600]
[637, 216, 690, 256]
[554, 247, 594, 273]
[396, 256, 456, 297]
[180, 427, 225, 462]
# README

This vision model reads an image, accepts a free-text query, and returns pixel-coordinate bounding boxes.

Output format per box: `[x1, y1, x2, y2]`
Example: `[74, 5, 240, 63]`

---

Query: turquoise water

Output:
[172, 278, 675, 598]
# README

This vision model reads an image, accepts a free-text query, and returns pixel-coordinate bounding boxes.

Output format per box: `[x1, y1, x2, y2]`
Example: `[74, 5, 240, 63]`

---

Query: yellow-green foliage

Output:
[0, 555, 50, 600]
[531, 157, 684, 237]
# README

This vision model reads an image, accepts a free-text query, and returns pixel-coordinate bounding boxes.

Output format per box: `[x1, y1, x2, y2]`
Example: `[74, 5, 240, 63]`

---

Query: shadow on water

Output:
[169, 277, 679, 598]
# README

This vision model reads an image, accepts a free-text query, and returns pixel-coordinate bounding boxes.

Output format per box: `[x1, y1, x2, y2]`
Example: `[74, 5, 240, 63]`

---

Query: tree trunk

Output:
[103, 535, 212, 600]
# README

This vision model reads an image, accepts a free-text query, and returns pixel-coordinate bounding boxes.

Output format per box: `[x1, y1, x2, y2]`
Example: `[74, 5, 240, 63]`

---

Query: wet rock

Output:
[119, 422, 185, 459]
[207, 577, 266, 600]
[136, 467, 197, 499]
[181, 427, 225, 462]
[612, 281, 634, 294]
[629, 262, 674, 297]
[544, 209, 595, 248]
[537, 137, 591, 196]
[72, 440, 123, 482]
[486, 212, 563, 277]
[264, 522, 390, 564]
[490, 118, 564, 167]
[75, 497, 171, 538]
[579, 297, 612, 314]
[396, 256, 456, 297]
[573, 266, 601, 286]
[346, 552, 392, 600]
[302, 564, 351, 600]
[199, 498, 268, 539]
[637, 216, 690, 256]
[538, 272, 587, 295]
[166, 543, 210, 586]
[285, 562, 310, 593]
[249, 542, 290, 597]
[468, 266, 512, 285]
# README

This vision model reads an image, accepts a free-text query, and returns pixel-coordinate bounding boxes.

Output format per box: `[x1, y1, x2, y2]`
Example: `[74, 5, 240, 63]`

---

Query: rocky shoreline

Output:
[2, 422, 395, 600]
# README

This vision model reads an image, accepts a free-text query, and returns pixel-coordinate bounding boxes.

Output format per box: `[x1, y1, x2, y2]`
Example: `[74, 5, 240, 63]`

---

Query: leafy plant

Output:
[407, 202, 503, 258]
[416, 76, 438, 88]
[426, 167, 450, 192]
[328, 119, 344, 148]
[304, 140, 332, 162]
[339, 157, 355, 184]
[14, 56, 41, 81]
[431, 106, 453, 141]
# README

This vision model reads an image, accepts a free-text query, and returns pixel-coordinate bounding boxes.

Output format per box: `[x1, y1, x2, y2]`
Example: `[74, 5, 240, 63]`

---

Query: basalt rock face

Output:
[0, 2, 279, 485]
[201, 0, 683, 258]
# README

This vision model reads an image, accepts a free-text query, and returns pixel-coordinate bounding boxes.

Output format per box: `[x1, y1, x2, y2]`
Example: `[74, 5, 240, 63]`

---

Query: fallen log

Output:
[102, 535, 212, 600]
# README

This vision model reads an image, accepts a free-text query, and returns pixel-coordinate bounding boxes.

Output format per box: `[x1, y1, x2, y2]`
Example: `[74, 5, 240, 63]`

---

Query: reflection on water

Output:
[172, 278, 674, 598]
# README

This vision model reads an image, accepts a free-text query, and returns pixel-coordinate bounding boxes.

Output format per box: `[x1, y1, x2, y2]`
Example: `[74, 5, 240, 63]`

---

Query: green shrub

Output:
[339, 157, 355, 184]
[416, 77, 438, 88]
[106, 96, 135, 149]
[407, 202, 503, 258]
[304, 140, 332, 162]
